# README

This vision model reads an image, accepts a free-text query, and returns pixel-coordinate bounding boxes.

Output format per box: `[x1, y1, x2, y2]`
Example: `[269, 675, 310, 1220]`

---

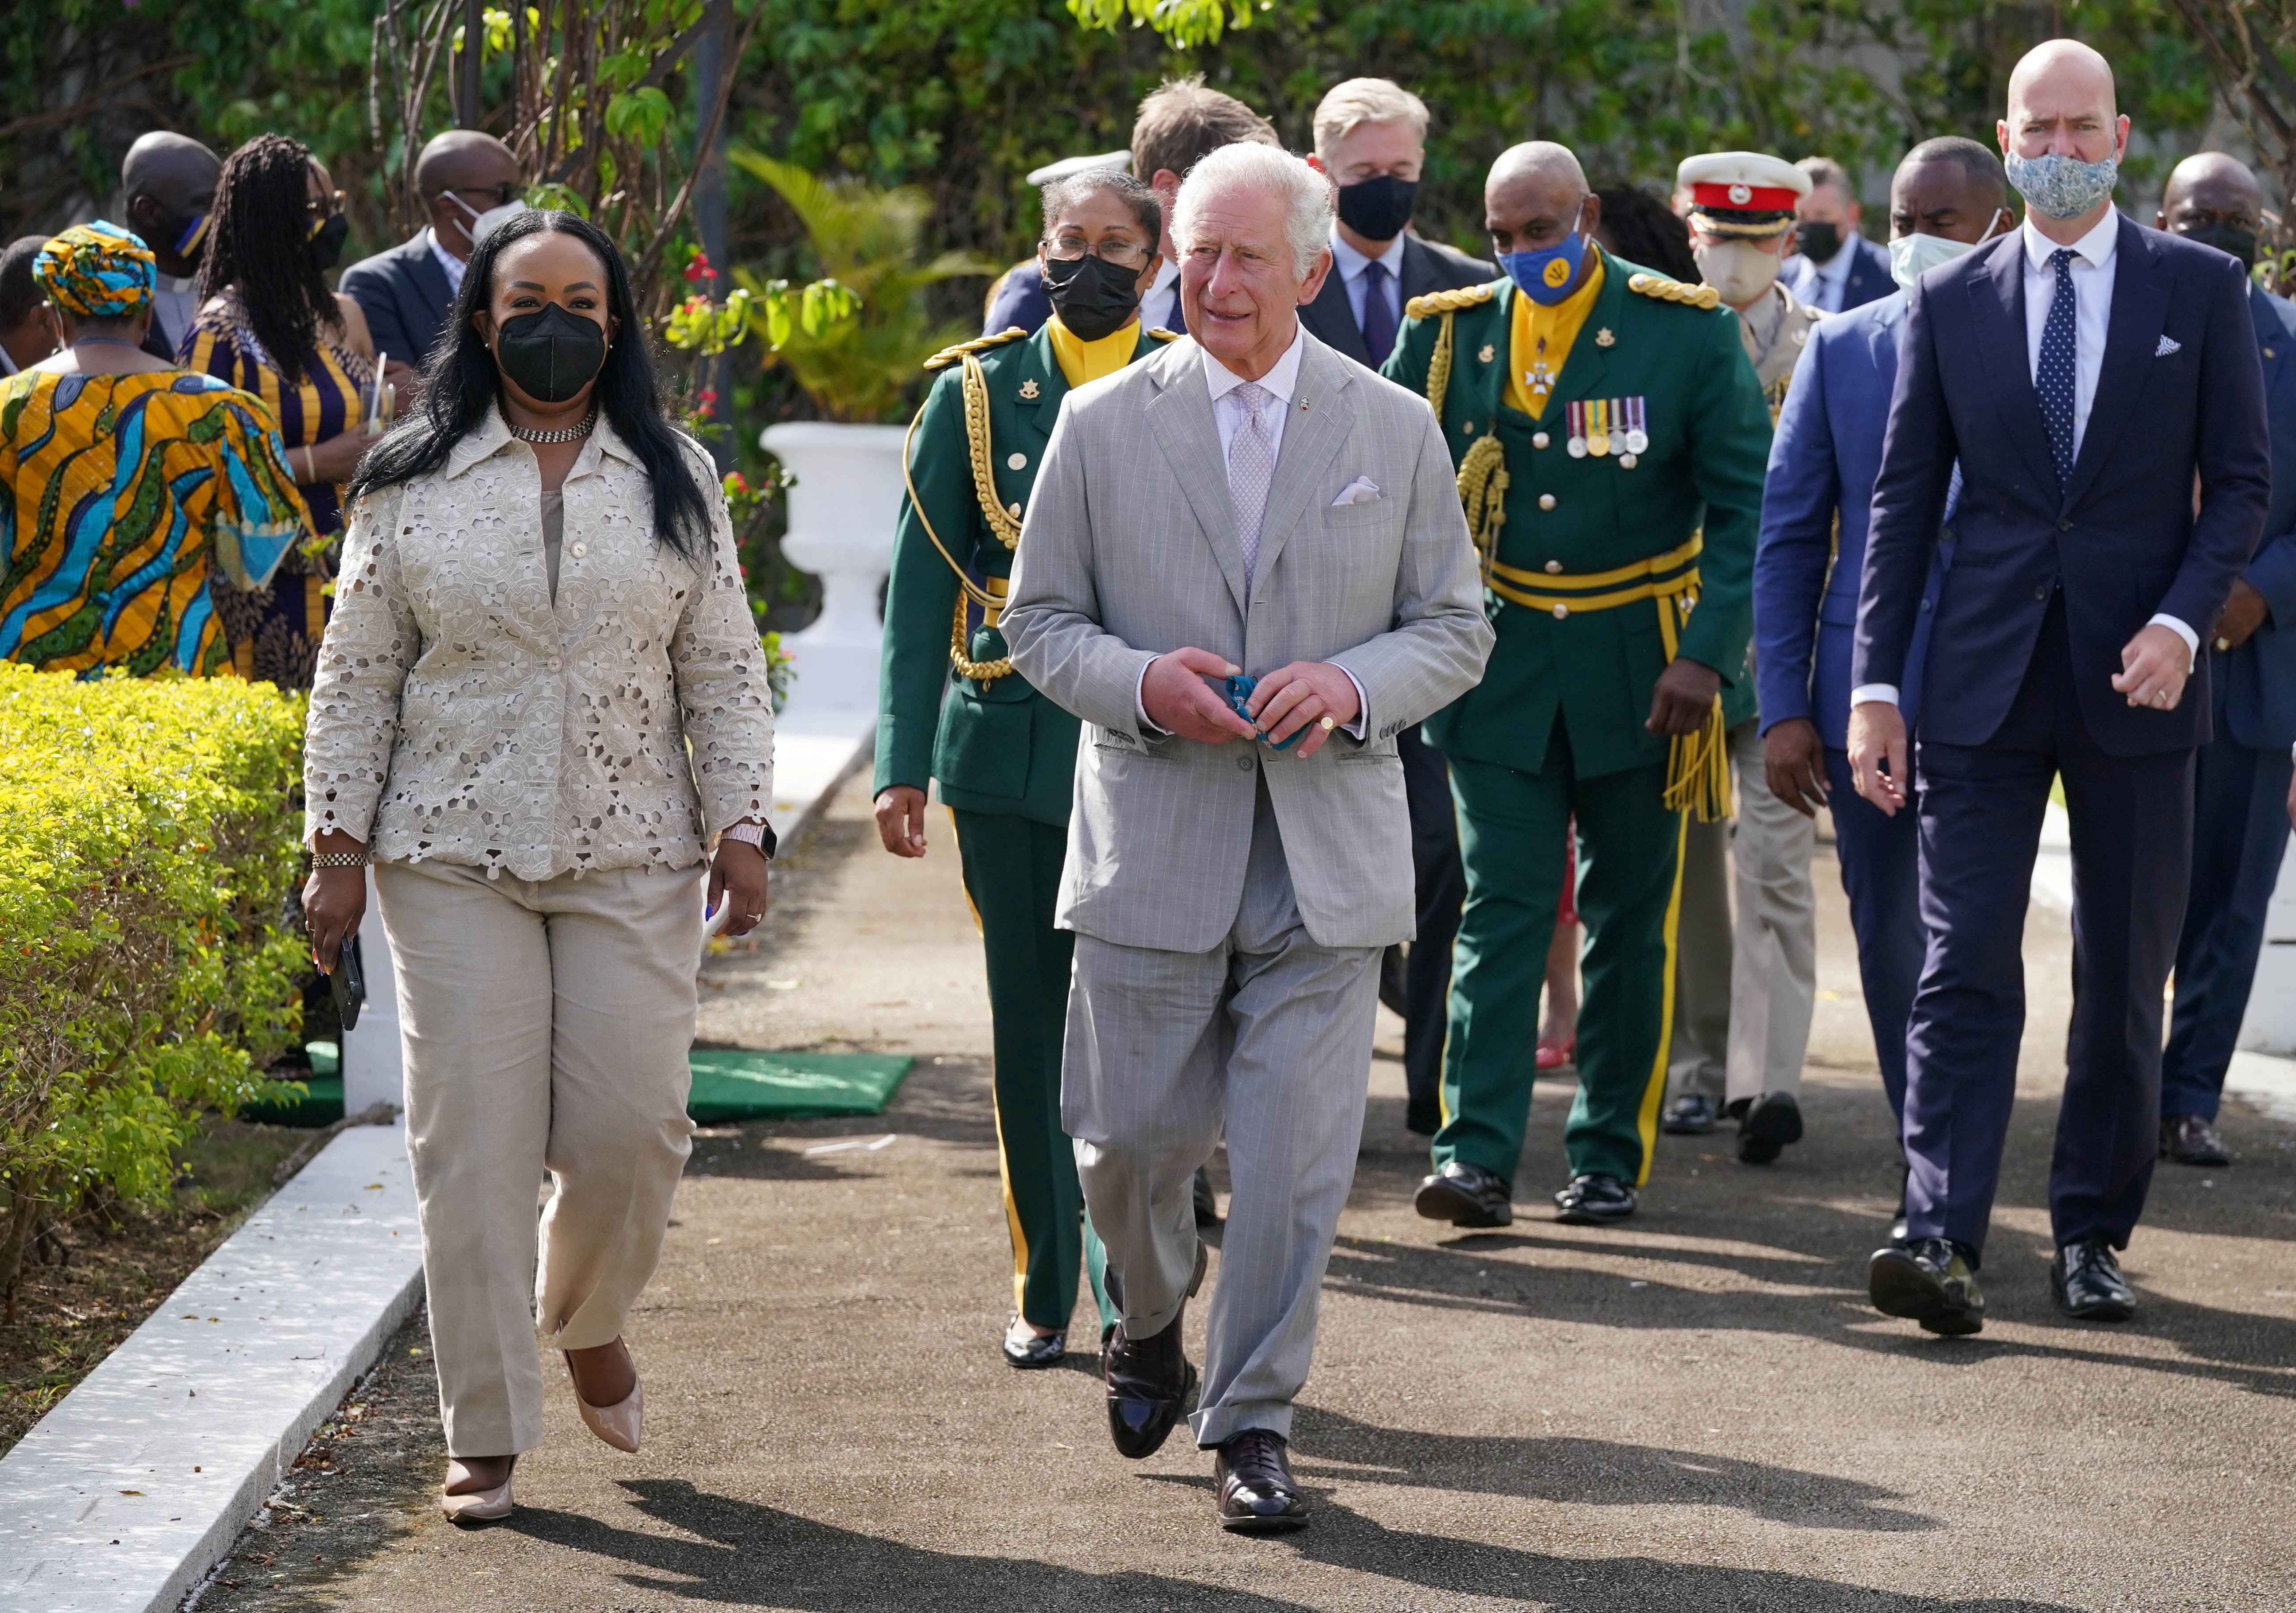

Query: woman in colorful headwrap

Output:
[0, 222, 306, 678]
[181, 134, 379, 687]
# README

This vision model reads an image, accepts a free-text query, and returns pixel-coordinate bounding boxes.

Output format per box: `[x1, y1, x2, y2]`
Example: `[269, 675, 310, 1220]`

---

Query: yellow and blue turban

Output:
[34, 221, 156, 319]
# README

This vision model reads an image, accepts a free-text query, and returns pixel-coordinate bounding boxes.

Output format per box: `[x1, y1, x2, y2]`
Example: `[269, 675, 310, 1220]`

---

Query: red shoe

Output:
[1535, 1035, 1574, 1070]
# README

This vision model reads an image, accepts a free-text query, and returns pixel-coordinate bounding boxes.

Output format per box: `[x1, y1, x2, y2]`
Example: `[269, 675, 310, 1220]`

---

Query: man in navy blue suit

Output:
[1780, 156, 1894, 315]
[2150, 152, 2296, 1169]
[1756, 137, 2014, 1228]
[1849, 39, 2270, 1335]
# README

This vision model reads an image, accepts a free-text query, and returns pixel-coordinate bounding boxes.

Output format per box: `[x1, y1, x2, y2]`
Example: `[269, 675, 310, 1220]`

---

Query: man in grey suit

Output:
[1002, 141, 1491, 1534]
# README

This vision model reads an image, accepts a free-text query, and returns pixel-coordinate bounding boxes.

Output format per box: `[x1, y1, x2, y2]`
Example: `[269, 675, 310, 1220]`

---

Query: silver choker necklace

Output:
[506, 405, 597, 445]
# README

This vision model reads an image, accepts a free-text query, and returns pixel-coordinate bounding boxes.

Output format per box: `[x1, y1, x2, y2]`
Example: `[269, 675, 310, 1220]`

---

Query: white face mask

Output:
[447, 192, 528, 249]
[1888, 232, 1976, 289]
[1692, 237, 1783, 308]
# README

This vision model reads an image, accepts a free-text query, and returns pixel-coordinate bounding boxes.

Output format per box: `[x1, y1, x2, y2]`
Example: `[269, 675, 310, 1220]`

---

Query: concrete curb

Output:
[0, 1124, 423, 1613]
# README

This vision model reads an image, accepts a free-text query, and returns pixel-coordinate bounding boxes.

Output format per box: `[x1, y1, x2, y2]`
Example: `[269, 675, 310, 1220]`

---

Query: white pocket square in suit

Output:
[1332, 476, 1382, 506]
[2155, 335, 2182, 357]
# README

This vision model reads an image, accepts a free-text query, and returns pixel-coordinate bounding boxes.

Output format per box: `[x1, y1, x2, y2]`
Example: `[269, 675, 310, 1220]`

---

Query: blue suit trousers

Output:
[1822, 747, 1921, 1124]
[1904, 594, 2194, 1258]
[2161, 672, 2294, 1120]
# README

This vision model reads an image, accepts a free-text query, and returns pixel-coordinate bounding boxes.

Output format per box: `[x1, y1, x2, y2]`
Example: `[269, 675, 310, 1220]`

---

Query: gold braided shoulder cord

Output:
[961, 355, 1023, 550]
[1423, 311, 1456, 417]
[1652, 575, 1733, 823]
[900, 398, 1015, 682]
[1456, 435, 1508, 584]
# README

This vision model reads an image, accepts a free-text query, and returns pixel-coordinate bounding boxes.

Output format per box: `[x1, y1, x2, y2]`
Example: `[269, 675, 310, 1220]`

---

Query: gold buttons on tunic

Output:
[1544, 560, 1563, 574]
[1533, 432, 1550, 449]
[1538, 493, 1557, 510]
[1007, 452, 1027, 470]
[1007, 502, 1022, 518]
[1551, 604, 1569, 619]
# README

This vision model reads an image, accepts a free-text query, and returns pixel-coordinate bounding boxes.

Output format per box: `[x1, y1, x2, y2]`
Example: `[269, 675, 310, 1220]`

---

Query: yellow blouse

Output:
[1045, 314, 1141, 388]
[1503, 249, 1609, 420]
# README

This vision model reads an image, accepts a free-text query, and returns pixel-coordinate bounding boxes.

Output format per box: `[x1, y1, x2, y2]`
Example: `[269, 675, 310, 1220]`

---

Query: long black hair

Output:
[349, 210, 710, 562]
[199, 133, 336, 384]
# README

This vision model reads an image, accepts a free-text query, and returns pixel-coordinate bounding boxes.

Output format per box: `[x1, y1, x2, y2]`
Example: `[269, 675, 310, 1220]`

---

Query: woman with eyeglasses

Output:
[873, 170, 1172, 1369]
[301, 209, 774, 1522]
[181, 132, 379, 687]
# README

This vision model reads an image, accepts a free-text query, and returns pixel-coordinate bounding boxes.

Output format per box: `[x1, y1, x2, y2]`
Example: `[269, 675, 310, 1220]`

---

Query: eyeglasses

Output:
[1046, 235, 1152, 270]
[306, 189, 347, 218]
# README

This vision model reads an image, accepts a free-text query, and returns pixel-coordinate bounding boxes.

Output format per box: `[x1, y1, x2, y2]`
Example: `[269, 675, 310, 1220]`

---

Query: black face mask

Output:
[1793, 219, 1843, 264]
[306, 212, 350, 273]
[1042, 252, 1144, 342]
[144, 205, 209, 268]
[2179, 218, 2259, 268]
[1336, 174, 1418, 244]
[493, 302, 609, 403]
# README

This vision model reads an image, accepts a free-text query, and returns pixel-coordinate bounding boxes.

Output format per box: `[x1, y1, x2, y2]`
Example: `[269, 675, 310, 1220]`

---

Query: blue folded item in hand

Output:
[1223, 673, 1304, 751]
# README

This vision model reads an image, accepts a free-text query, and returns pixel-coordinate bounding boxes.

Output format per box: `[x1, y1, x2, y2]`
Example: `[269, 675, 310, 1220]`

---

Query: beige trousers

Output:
[375, 857, 702, 1457]
[1667, 717, 1818, 1106]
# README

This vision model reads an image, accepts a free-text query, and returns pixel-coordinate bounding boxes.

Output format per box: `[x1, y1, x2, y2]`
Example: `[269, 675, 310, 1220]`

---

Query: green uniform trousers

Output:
[949, 807, 1114, 1334]
[1433, 743, 1689, 1188]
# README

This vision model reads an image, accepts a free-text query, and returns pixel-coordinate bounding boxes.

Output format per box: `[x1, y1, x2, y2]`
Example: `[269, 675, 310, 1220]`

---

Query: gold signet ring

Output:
[1320, 715, 1336, 731]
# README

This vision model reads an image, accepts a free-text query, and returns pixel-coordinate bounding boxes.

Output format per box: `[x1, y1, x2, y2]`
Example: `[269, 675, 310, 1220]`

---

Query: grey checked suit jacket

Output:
[1001, 328, 1493, 954]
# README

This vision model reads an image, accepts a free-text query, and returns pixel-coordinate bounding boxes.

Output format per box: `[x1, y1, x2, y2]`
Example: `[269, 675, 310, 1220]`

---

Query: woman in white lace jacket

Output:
[301, 212, 774, 1523]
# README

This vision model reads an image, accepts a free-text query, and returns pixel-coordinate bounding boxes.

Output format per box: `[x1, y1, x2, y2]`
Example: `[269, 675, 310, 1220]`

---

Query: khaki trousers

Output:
[375, 857, 702, 1457]
[1668, 717, 1818, 1106]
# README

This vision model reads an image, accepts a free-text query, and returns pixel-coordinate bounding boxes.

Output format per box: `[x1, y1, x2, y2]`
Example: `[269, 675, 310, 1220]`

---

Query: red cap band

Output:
[1690, 180, 1800, 213]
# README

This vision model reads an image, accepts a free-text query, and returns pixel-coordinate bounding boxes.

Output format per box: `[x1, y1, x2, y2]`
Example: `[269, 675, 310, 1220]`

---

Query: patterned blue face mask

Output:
[2004, 150, 2120, 221]
[1499, 198, 1591, 306]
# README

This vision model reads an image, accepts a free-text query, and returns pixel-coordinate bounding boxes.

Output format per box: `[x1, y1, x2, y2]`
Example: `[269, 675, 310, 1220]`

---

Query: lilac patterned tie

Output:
[1227, 381, 1276, 587]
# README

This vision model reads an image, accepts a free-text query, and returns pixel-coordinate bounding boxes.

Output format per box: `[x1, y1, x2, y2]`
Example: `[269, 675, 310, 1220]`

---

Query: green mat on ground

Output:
[686, 1049, 914, 1122]
[241, 1048, 913, 1128]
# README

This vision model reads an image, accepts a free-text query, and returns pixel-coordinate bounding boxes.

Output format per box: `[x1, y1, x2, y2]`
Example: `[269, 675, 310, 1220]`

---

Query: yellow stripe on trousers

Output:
[1632, 809, 1692, 1185]
[947, 807, 1033, 1314]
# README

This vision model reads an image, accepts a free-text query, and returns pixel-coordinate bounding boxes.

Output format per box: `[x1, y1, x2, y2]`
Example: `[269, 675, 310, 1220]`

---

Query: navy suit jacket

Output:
[2222, 281, 2296, 750]
[1756, 289, 1948, 746]
[1297, 234, 1495, 366]
[1781, 234, 1893, 315]
[1855, 215, 2270, 757]
[338, 232, 456, 373]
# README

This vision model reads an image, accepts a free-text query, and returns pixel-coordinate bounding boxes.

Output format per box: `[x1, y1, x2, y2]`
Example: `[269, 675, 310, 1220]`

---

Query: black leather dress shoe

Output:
[2160, 1114, 2230, 1168]
[1737, 1091, 1803, 1165]
[1868, 1237, 1984, 1336]
[1663, 1093, 1718, 1135]
[2050, 1238, 2136, 1321]
[1414, 1161, 1512, 1227]
[1002, 1322, 1065, 1369]
[1214, 1429, 1309, 1532]
[1552, 1173, 1636, 1224]
[1193, 1166, 1222, 1227]
[1101, 1242, 1207, 1458]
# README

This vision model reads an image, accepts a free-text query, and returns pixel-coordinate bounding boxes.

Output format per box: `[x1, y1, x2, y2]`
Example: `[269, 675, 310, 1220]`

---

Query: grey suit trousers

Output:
[1063, 780, 1380, 1449]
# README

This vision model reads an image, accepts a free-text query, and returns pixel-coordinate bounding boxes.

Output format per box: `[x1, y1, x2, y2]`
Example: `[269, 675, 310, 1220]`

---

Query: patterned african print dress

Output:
[0, 369, 306, 677]
[181, 304, 374, 688]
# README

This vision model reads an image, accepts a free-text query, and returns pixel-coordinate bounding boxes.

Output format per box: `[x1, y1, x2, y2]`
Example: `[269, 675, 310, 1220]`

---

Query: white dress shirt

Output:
[149, 275, 201, 360]
[1806, 237, 1857, 313]
[427, 227, 469, 297]
[1145, 257, 1183, 334]
[1330, 229, 1406, 335]
[1851, 212, 2193, 713]
[1136, 323, 1366, 736]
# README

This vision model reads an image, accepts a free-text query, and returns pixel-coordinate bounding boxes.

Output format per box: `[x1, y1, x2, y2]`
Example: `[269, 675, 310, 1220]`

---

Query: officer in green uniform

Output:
[1381, 139, 1772, 1228]
[875, 171, 1176, 1367]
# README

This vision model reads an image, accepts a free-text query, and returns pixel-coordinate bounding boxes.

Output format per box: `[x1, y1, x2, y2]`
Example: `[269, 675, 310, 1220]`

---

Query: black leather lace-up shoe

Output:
[1414, 1160, 1513, 1227]
[1214, 1429, 1309, 1532]
[1552, 1173, 1636, 1224]
[2050, 1238, 2136, 1322]
[1737, 1090, 1803, 1165]
[1869, 1236, 1984, 1336]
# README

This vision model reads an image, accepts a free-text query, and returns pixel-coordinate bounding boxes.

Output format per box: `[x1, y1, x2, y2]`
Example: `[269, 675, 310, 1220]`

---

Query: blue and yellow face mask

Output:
[1499, 198, 1592, 306]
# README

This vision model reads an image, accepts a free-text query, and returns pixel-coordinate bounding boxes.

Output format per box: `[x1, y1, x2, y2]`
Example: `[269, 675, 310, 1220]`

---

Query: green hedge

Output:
[0, 665, 307, 1314]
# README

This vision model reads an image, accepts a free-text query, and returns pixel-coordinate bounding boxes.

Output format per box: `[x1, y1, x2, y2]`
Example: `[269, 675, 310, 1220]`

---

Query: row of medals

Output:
[1563, 397, 1649, 468]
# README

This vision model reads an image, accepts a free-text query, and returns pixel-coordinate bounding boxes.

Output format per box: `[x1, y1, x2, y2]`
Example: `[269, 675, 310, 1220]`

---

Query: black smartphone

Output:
[331, 933, 367, 1032]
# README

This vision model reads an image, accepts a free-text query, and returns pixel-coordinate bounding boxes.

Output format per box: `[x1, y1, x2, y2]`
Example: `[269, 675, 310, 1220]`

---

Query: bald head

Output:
[1489, 141, 1588, 198]
[2001, 38, 2126, 164]
[1484, 141, 1600, 296]
[415, 132, 523, 259]
[2159, 151, 2264, 267]
[120, 132, 222, 277]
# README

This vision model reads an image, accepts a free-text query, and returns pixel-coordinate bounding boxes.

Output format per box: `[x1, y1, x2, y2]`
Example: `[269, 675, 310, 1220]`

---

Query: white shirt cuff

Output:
[1135, 659, 1166, 737]
[1337, 668, 1370, 740]
[1850, 684, 1901, 708]
[2148, 613, 2199, 666]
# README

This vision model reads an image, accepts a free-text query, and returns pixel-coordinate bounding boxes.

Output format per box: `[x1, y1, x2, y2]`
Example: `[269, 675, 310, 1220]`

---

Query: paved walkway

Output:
[194, 775, 2296, 1611]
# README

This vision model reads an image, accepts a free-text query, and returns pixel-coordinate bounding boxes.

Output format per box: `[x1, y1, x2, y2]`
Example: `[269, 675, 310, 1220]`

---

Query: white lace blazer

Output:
[303, 409, 774, 880]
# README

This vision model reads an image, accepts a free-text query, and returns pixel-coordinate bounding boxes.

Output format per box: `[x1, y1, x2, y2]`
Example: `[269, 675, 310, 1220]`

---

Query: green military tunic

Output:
[877, 317, 1173, 1335]
[1381, 252, 1772, 1192]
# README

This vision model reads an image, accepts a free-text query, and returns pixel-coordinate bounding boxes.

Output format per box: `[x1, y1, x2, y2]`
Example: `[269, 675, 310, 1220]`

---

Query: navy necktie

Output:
[2038, 247, 2079, 485]
[1360, 258, 1398, 366]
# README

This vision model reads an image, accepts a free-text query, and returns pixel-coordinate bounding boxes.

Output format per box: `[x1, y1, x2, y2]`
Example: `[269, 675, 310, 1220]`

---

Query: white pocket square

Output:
[2155, 335, 2182, 357]
[1332, 476, 1382, 506]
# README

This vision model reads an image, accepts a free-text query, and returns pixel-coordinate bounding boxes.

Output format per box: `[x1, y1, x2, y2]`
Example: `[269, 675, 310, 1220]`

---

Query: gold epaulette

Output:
[1147, 327, 1181, 342]
[924, 327, 1028, 371]
[1405, 282, 1498, 321]
[1627, 273, 1721, 311]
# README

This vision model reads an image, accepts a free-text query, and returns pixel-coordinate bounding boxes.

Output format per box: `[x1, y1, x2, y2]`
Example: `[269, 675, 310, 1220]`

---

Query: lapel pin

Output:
[1595, 327, 1616, 347]
[1019, 378, 1040, 400]
[1478, 343, 1496, 363]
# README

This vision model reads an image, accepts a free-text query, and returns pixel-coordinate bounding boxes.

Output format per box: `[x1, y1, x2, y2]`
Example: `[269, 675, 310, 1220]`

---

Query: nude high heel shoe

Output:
[440, 1457, 515, 1522]
[564, 1352, 642, 1453]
